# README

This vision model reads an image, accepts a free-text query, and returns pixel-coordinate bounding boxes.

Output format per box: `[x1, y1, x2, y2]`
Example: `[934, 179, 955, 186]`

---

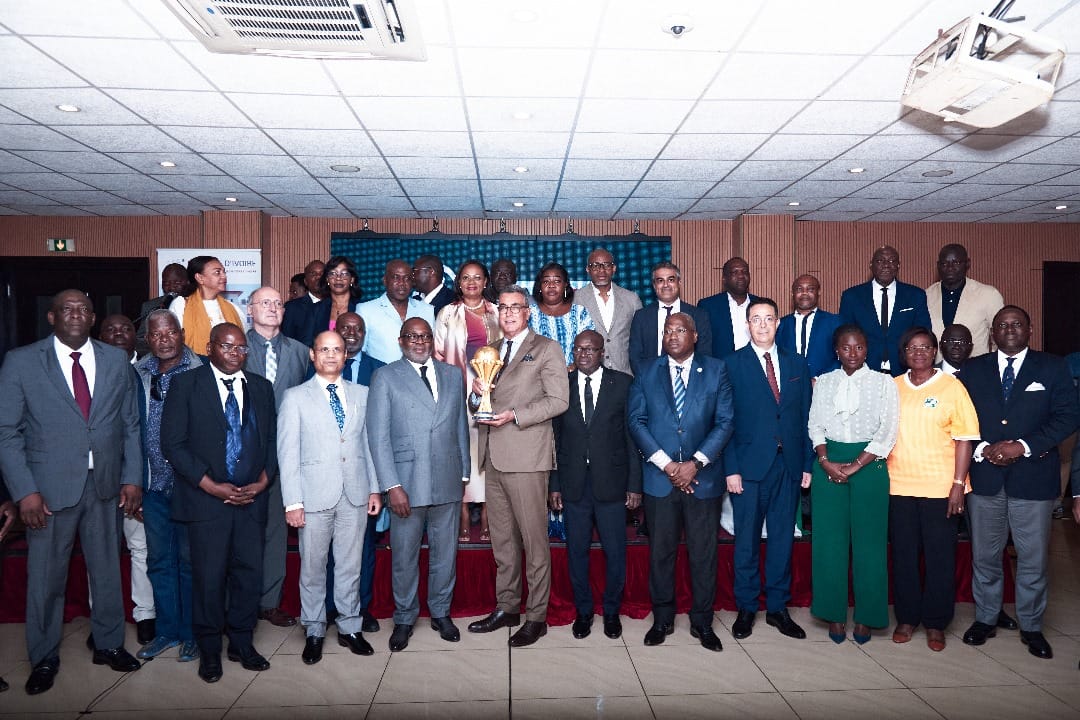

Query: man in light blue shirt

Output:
[357, 259, 435, 364]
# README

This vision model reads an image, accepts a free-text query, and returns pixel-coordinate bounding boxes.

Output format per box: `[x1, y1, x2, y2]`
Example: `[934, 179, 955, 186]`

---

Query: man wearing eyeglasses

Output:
[938, 324, 975, 376]
[467, 286, 569, 647]
[161, 323, 278, 683]
[244, 286, 311, 629]
[574, 249, 642, 376]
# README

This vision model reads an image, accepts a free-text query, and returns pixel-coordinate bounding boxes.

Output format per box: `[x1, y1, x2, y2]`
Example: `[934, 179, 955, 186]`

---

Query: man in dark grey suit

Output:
[367, 318, 470, 652]
[574, 249, 642, 376]
[244, 286, 311, 628]
[0, 289, 143, 695]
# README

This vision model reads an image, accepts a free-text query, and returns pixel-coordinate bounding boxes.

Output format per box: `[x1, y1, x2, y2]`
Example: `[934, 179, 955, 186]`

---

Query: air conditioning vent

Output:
[162, 0, 425, 60]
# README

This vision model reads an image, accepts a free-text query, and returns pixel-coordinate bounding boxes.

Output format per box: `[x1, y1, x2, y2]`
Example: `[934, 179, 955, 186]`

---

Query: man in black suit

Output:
[281, 259, 325, 346]
[135, 263, 189, 356]
[549, 330, 642, 640]
[698, 257, 760, 358]
[628, 261, 713, 377]
[412, 254, 456, 316]
[161, 323, 278, 683]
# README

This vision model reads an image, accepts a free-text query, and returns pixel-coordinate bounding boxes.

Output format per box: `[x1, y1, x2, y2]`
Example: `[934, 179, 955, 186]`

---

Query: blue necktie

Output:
[327, 383, 345, 431]
[1002, 357, 1016, 400]
[343, 357, 354, 383]
[673, 365, 686, 419]
[222, 378, 241, 480]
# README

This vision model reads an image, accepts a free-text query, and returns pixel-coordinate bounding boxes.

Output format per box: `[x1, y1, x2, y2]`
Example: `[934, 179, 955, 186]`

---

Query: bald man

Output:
[777, 275, 841, 379]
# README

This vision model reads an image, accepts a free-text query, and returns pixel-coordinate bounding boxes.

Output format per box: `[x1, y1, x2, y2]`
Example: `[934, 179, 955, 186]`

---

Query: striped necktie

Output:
[264, 340, 277, 384]
[673, 365, 686, 419]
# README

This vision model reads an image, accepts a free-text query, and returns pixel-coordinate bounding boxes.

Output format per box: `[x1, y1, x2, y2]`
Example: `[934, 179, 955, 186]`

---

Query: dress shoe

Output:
[302, 636, 324, 665]
[137, 636, 180, 659]
[852, 623, 871, 645]
[198, 653, 222, 683]
[0, 676, 8, 692]
[603, 614, 622, 639]
[25, 657, 59, 695]
[326, 609, 340, 625]
[338, 632, 374, 656]
[1020, 630, 1053, 659]
[93, 647, 141, 672]
[389, 624, 413, 652]
[766, 610, 806, 639]
[926, 629, 947, 652]
[85, 633, 96, 651]
[962, 621, 996, 646]
[361, 611, 380, 634]
[508, 621, 547, 647]
[468, 609, 520, 633]
[643, 623, 673, 646]
[732, 610, 756, 639]
[136, 618, 156, 645]
[572, 614, 593, 639]
[259, 607, 296, 628]
[179, 641, 199, 662]
[892, 623, 916, 644]
[828, 622, 846, 644]
[690, 624, 723, 652]
[430, 617, 460, 642]
[997, 611, 1019, 630]
[227, 646, 271, 671]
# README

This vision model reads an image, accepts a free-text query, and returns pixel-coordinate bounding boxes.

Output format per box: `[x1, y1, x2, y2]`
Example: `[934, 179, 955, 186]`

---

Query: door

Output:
[1042, 261, 1080, 358]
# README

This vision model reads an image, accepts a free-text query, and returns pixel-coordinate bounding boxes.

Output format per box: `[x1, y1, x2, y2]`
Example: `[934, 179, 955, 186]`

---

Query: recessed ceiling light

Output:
[1055, 204, 1068, 210]
[787, 201, 800, 206]
[922, 169, 954, 178]
[511, 10, 537, 22]
[56, 104, 80, 112]
[848, 167, 865, 174]
[225, 197, 237, 203]
[513, 166, 529, 173]
[512, 201, 525, 207]
[512, 111, 532, 121]
[159, 160, 176, 168]
[330, 164, 360, 173]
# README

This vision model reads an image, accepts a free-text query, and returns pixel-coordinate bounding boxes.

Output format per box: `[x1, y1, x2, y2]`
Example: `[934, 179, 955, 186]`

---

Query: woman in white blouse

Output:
[808, 324, 899, 644]
[168, 255, 245, 354]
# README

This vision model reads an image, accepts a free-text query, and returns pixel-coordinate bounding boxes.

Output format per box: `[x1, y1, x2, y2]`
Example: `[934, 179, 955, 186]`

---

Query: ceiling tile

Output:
[621, 198, 695, 213]
[682, 100, 805, 134]
[0, 150, 51, 173]
[153, 175, 243, 193]
[706, 181, 791, 198]
[296, 156, 391, 178]
[0, 88, 145, 125]
[1, 173, 94, 191]
[0, 190, 58, 205]
[725, 161, 823, 181]
[821, 56, 916, 101]
[32, 37, 211, 90]
[994, 185, 1076, 201]
[613, 211, 680, 221]
[174, 42, 338, 94]
[0, 36, 89, 87]
[1, 0, 157, 36]
[261, 194, 343, 209]
[66, 174, 172, 192]
[694, 197, 771, 212]
[203, 155, 306, 176]
[586, 50, 722, 99]
[576, 98, 693, 134]
[0, 106, 32, 124]
[553, 197, 624, 213]
[450, 0, 604, 48]
[36, 189, 123, 205]
[105, 89, 252, 127]
[1, 125, 93, 151]
[633, 181, 713, 198]
[822, 198, 905, 212]
[862, 212, 934, 222]
[348, 97, 467, 131]
[141, 205, 207, 215]
[484, 196, 554, 211]
[682, 211, 743, 220]
[338, 195, 414, 211]
[562, 158, 652, 182]
[60, 125, 186, 153]
[796, 210, 875, 221]
[324, 47, 460, 97]
[783, 180, 870, 197]
[921, 212, 1003, 223]
[1012, 137, 1080, 164]
[569, 133, 668, 160]
[458, 48, 589, 97]
[187, 192, 276, 208]
[661, 134, 767, 160]
[472, 132, 569, 159]
[162, 126, 280, 155]
[558, 181, 638, 198]
[411, 197, 484, 211]
[803, 158, 911, 181]
[740, 2, 916, 54]
[481, 180, 557, 197]
[82, 204, 160, 216]
[110, 153, 224, 175]
[882, 161, 996, 184]
[398, 179, 479, 196]
[9, 204, 88, 216]
[110, 190, 199, 204]
[753, 197, 837, 212]
[749, 135, 864, 161]
[986, 100, 1080, 137]
[371, 131, 472, 157]
[953, 199, 1042, 213]
[927, 134, 1061, 163]
[597, 1, 757, 52]
[849, 182, 938, 200]
[465, 97, 579, 132]
[230, 94, 360, 129]
[783, 101, 904, 135]
[235, 177, 326, 194]
[706, 54, 858, 100]
[386, 157, 476, 179]
[841, 134, 955, 161]
[476, 158, 563, 181]
[644, 159, 738, 181]
[267, 129, 379, 157]
[962, 164, 1076, 184]
[322, 178, 405, 196]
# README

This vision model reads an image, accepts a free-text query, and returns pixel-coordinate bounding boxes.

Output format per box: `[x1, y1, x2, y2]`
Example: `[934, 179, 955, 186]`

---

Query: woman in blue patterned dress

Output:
[528, 261, 594, 371]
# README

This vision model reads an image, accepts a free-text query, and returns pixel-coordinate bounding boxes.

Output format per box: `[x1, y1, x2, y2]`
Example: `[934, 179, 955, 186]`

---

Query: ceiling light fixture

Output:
[848, 167, 865, 174]
[1055, 204, 1068, 210]
[159, 160, 176, 168]
[512, 201, 525, 207]
[330, 164, 360, 173]
[512, 111, 532, 121]
[225, 197, 237, 203]
[56, 104, 80, 112]
[921, 169, 954, 178]
[787, 201, 800, 206]
[513, 166, 529, 173]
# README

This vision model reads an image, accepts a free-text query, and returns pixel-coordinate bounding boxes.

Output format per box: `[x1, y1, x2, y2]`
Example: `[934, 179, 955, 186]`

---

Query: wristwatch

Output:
[692, 458, 705, 471]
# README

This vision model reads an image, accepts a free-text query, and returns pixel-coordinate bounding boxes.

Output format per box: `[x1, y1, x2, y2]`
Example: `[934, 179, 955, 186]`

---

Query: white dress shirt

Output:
[795, 309, 817, 356]
[974, 347, 1032, 461]
[655, 299, 682, 355]
[578, 366, 603, 423]
[872, 280, 896, 370]
[647, 353, 709, 470]
[210, 364, 246, 417]
[592, 285, 616, 332]
[407, 358, 439, 402]
[727, 294, 751, 350]
[314, 373, 348, 414]
[54, 336, 96, 468]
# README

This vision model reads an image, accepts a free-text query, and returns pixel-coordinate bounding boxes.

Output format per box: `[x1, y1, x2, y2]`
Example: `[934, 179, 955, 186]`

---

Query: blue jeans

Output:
[143, 490, 193, 642]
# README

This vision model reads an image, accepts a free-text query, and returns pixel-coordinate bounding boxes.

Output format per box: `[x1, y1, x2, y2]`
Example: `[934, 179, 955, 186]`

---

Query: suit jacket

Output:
[926, 277, 1004, 358]
[777, 309, 842, 378]
[277, 377, 378, 513]
[628, 354, 734, 499]
[1071, 384, 1080, 499]
[839, 280, 931, 376]
[959, 350, 1079, 501]
[550, 369, 642, 503]
[0, 337, 142, 508]
[366, 359, 470, 506]
[135, 293, 179, 355]
[697, 291, 761, 358]
[244, 329, 312, 409]
[574, 282, 643, 375]
[426, 285, 457, 317]
[309, 297, 360, 348]
[160, 364, 278, 522]
[476, 332, 570, 473]
[722, 345, 813, 482]
[281, 295, 321, 347]
[628, 301, 713, 377]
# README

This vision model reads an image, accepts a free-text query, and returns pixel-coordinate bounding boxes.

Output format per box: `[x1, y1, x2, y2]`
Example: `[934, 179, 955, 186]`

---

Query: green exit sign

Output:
[47, 238, 75, 252]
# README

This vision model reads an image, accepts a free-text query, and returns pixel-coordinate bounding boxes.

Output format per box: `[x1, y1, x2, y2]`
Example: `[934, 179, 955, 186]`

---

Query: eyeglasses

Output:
[150, 374, 163, 401]
[748, 316, 776, 326]
[573, 346, 601, 355]
[904, 344, 935, 353]
[400, 333, 433, 343]
[587, 262, 615, 270]
[315, 346, 344, 355]
[941, 339, 973, 346]
[214, 342, 249, 355]
[498, 304, 528, 314]
[994, 321, 1025, 330]
[662, 327, 690, 336]
[253, 299, 283, 309]
[327, 270, 352, 279]
[459, 274, 485, 283]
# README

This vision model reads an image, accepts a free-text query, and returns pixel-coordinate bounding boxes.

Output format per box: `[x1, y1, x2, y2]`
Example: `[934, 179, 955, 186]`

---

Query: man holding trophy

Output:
[466, 285, 569, 648]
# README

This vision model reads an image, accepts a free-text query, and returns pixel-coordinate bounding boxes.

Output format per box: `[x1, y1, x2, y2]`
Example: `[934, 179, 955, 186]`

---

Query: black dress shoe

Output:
[603, 614, 622, 639]
[86, 633, 95, 651]
[136, 618, 156, 645]
[643, 623, 673, 646]
[198, 653, 222, 683]
[690, 624, 723, 652]
[92, 647, 141, 672]
[338, 632, 374, 656]
[302, 636, 324, 665]
[997, 611, 1019, 630]
[468, 609, 520, 633]
[0, 676, 8, 692]
[25, 657, 59, 695]
[259, 608, 297, 628]
[508, 621, 547, 647]
[572, 614, 593, 639]
[226, 647, 271, 671]
[962, 621, 997, 645]
[732, 610, 756, 639]
[1020, 630, 1053, 659]
[361, 611, 380, 634]
[389, 624, 413, 652]
[765, 610, 806, 639]
[430, 617, 460, 642]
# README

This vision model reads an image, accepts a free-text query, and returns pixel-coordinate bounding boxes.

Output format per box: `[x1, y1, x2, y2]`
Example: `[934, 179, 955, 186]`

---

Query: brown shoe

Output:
[259, 608, 297, 628]
[508, 621, 547, 647]
[926, 629, 946, 652]
[892, 623, 915, 643]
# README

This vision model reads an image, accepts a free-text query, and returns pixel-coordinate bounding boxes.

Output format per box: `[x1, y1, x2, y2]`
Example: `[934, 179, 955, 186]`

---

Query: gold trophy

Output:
[470, 345, 503, 421]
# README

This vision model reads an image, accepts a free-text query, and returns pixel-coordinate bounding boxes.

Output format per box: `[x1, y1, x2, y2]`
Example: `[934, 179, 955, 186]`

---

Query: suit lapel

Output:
[201, 366, 228, 432]
[41, 341, 85, 420]
[1006, 352, 1036, 408]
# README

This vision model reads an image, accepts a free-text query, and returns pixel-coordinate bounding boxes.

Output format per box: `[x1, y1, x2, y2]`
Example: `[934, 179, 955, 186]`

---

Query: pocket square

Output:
[1024, 382, 1045, 391]
[898, 307, 913, 313]
[522, 354, 535, 362]
[787, 376, 802, 383]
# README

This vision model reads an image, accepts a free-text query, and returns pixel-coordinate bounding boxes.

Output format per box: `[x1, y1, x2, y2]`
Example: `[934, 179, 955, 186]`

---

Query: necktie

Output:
[343, 357, 355, 383]
[327, 382, 345, 430]
[264, 340, 277, 384]
[1001, 357, 1016, 400]
[583, 375, 594, 424]
[764, 351, 781, 404]
[800, 312, 809, 356]
[222, 378, 241, 480]
[673, 365, 686, 419]
[495, 339, 512, 383]
[419, 365, 433, 396]
[880, 287, 889, 334]
[664, 305, 672, 318]
[70, 351, 92, 421]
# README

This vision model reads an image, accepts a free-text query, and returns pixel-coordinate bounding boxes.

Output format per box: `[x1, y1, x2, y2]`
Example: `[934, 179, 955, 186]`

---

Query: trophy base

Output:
[473, 411, 496, 421]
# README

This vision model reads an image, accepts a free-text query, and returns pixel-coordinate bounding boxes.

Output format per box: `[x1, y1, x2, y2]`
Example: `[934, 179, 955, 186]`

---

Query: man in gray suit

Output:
[367, 318, 470, 652]
[278, 330, 382, 665]
[244, 286, 311, 628]
[574, 248, 642, 375]
[0, 289, 143, 695]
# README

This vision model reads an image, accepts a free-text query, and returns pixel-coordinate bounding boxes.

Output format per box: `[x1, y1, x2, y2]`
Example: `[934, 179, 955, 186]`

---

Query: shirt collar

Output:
[54, 336, 92, 356]
[872, 279, 896, 292]
[749, 342, 778, 361]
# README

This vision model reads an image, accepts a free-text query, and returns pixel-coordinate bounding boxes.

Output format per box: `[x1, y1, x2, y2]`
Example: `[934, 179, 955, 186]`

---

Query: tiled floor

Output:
[1, 521, 1077, 720]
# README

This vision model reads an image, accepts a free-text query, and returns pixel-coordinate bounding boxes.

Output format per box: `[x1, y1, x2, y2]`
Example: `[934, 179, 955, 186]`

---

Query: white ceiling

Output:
[1, 0, 1079, 222]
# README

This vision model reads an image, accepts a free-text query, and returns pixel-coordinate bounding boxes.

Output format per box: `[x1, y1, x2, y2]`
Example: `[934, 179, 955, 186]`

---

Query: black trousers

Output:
[563, 469, 627, 617]
[889, 495, 959, 630]
[644, 491, 718, 627]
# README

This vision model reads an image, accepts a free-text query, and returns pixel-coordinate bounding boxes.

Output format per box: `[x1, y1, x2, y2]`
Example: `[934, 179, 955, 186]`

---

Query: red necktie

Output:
[70, 351, 92, 420]
[764, 351, 780, 404]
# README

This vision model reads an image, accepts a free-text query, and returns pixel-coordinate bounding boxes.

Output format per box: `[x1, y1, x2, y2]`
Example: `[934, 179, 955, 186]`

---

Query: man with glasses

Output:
[161, 323, 278, 683]
[628, 261, 712, 377]
[411, 254, 455, 316]
[245, 286, 311, 629]
[359, 259, 435, 364]
[574, 249, 642, 376]
[939, 324, 975, 376]
[467, 286, 569, 647]
[367, 318, 469, 652]
[926, 244, 1003, 358]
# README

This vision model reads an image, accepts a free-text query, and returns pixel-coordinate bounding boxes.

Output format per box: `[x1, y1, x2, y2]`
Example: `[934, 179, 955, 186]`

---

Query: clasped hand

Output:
[664, 461, 698, 494]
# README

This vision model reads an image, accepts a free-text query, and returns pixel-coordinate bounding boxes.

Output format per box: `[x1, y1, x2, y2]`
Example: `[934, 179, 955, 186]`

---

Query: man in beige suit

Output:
[926, 244, 1004, 358]
[467, 285, 569, 647]
[574, 248, 642, 375]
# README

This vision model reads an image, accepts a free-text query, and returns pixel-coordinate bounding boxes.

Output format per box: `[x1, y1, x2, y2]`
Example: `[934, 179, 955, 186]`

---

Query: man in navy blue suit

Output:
[281, 260, 324, 346]
[839, 246, 930, 376]
[724, 298, 813, 641]
[777, 274, 841, 379]
[698, 257, 759, 359]
[627, 262, 713, 377]
[628, 312, 733, 652]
